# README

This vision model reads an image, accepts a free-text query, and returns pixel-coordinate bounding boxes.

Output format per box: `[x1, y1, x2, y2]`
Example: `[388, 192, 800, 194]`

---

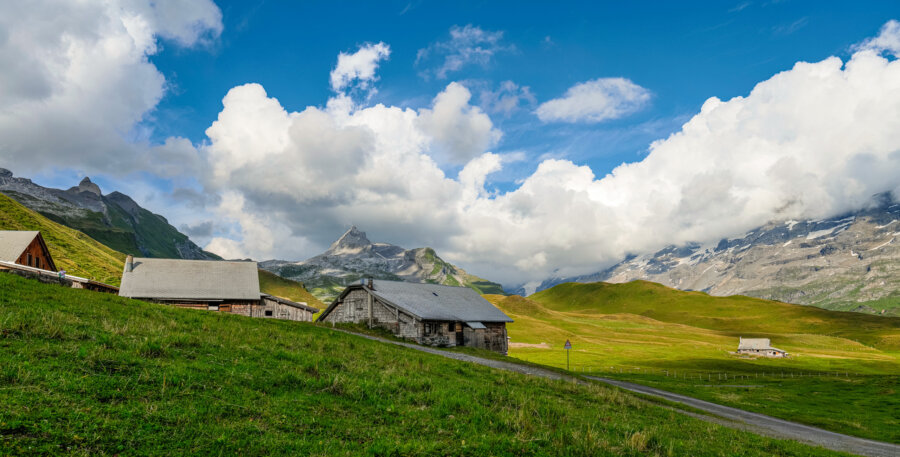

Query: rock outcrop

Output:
[522, 193, 900, 315]
[0, 169, 218, 260]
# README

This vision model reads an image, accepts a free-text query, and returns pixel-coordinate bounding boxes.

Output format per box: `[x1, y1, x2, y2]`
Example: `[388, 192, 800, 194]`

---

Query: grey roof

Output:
[119, 258, 260, 300]
[738, 337, 786, 352]
[0, 231, 39, 262]
[325, 280, 512, 323]
[738, 338, 771, 350]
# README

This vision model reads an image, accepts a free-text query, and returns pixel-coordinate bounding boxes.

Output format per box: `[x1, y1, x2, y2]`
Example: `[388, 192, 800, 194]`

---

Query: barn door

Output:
[455, 323, 463, 346]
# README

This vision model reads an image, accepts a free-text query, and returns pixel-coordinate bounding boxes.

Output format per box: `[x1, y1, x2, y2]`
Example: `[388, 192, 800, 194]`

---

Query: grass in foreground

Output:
[487, 283, 900, 444]
[0, 273, 848, 456]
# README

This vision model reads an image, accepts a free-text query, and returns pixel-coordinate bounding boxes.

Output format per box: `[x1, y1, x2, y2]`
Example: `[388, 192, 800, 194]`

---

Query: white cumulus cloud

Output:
[329, 42, 391, 93]
[416, 82, 502, 164]
[200, 21, 900, 287]
[854, 19, 900, 57]
[0, 0, 222, 175]
[536, 77, 651, 123]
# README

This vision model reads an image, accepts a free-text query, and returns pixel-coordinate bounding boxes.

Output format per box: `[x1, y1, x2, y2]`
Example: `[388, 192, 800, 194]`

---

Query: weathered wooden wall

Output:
[16, 236, 54, 271]
[323, 289, 421, 338]
[258, 296, 314, 322]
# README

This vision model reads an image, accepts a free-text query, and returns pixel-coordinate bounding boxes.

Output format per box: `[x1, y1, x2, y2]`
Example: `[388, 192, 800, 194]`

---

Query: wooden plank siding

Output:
[154, 298, 315, 322]
[15, 234, 56, 271]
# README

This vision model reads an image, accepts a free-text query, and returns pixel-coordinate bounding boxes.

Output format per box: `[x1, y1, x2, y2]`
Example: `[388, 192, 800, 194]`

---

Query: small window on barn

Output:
[208, 305, 219, 311]
[265, 310, 273, 317]
[26, 253, 33, 266]
[35, 258, 40, 269]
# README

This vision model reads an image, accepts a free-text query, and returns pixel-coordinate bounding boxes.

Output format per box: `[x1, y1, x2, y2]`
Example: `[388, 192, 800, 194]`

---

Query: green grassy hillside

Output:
[0, 273, 844, 456]
[418, 247, 506, 295]
[3, 190, 221, 260]
[0, 193, 125, 285]
[488, 280, 900, 443]
[258, 269, 326, 310]
[530, 280, 900, 349]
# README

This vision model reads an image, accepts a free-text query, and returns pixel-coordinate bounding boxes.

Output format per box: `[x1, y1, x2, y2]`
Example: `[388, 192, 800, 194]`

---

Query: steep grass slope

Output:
[0, 193, 124, 285]
[0, 273, 843, 456]
[258, 269, 326, 310]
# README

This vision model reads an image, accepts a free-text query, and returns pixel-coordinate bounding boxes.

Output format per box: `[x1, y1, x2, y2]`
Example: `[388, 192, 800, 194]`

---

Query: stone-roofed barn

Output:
[119, 256, 318, 321]
[737, 337, 788, 358]
[317, 279, 513, 354]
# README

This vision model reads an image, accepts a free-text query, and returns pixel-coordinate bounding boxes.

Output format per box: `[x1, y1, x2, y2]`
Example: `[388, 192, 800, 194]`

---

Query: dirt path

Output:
[345, 330, 900, 457]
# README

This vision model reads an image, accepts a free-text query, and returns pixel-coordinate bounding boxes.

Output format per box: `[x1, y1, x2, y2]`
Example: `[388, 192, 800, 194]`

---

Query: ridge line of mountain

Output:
[518, 192, 899, 315]
[260, 226, 505, 302]
[0, 168, 219, 261]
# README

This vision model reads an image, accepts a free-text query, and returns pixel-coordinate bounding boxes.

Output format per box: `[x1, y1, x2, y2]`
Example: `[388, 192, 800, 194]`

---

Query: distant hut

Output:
[737, 337, 788, 358]
[317, 279, 513, 354]
[119, 256, 318, 321]
[0, 230, 117, 293]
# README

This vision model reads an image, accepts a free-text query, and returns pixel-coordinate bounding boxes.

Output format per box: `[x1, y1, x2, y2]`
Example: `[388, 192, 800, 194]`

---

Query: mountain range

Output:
[521, 193, 899, 315]
[260, 226, 505, 302]
[0, 168, 218, 260]
[4, 167, 896, 316]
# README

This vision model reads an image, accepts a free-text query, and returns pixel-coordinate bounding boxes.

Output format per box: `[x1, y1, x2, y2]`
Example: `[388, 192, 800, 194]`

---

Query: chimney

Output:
[125, 255, 133, 273]
[367, 277, 374, 290]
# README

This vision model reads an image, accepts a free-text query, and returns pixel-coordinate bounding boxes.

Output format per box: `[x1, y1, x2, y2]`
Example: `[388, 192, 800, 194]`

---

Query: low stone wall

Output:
[1, 267, 73, 287]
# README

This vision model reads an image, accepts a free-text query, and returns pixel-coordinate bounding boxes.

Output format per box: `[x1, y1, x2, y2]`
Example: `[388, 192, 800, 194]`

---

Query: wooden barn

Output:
[0, 230, 117, 293]
[0, 230, 56, 271]
[317, 279, 513, 354]
[118, 256, 318, 322]
[737, 337, 788, 358]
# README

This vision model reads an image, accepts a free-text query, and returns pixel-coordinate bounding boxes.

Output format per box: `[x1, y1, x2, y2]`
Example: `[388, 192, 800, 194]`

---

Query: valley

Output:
[487, 282, 900, 443]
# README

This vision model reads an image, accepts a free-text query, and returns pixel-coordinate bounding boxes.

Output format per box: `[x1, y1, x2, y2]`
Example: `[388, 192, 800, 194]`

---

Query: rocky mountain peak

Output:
[0, 168, 12, 178]
[68, 176, 102, 196]
[327, 225, 373, 253]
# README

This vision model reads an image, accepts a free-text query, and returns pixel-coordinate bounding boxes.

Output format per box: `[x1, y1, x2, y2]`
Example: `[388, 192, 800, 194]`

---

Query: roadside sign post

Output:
[564, 339, 572, 371]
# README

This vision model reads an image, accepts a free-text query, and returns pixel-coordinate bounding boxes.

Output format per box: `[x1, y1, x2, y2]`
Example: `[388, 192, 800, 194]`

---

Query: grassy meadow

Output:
[0, 272, 851, 456]
[487, 281, 900, 443]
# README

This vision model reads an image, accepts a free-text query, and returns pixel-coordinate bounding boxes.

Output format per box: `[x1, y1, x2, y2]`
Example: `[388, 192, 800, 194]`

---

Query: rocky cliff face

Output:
[261, 226, 504, 301]
[525, 194, 900, 315]
[0, 168, 218, 260]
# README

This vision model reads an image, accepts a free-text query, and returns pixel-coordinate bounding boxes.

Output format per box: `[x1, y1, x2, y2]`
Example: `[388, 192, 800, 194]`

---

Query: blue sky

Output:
[146, 0, 898, 188]
[1, 1, 899, 286]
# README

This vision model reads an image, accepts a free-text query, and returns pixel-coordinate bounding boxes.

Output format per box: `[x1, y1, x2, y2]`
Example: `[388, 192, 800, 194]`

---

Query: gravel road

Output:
[345, 330, 900, 457]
